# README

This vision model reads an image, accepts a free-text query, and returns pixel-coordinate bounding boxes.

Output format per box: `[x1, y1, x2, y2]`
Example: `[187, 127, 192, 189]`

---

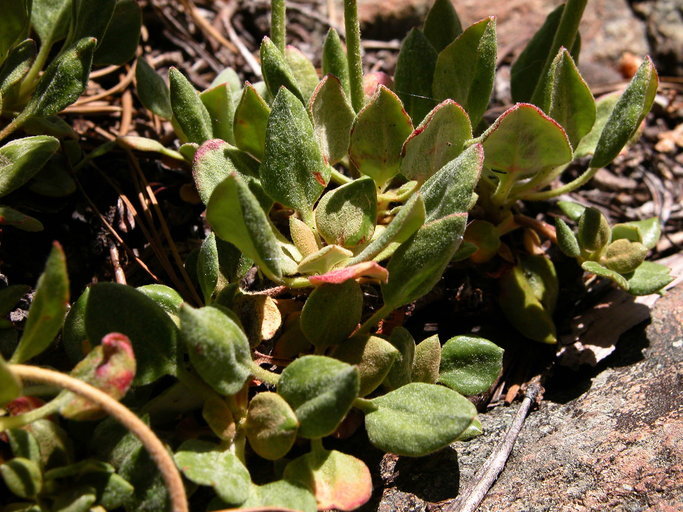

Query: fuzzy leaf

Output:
[80, 283, 178, 385]
[242, 480, 316, 512]
[24, 37, 96, 117]
[174, 440, 250, 506]
[382, 327, 415, 391]
[498, 265, 557, 343]
[624, 261, 673, 296]
[136, 285, 183, 319]
[481, 103, 573, 180]
[200, 83, 235, 144]
[203, 396, 236, 443]
[0, 136, 60, 198]
[11, 243, 69, 364]
[0, 457, 42, 499]
[574, 92, 619, 158]
[135, 58, 172, 119]
[411, 334, 441, 384]
[510, 5, 564, 103]
[520, 254, 558, 315]
[591, 58, 658, 168]
[433, 17, 496, 126]
[578, 207, 610, 252]
[68, 0, 117, 47]
[581, 261, 629, 290]
[332, 334, 400, 397]
[300, 281, 363, 349]
[309, 74, 355, 165]
[612, 217, 661, 250]
[207, 173, 289, 281]
[544, 48, 596, 148]
[394, 28, 438, 124]
[322, 28, 350, 97]
[400, 99, 472, 182]
[602, 239, 647, 274]
[349, 85, 414, 187]
[0, 354, 21, 405]
[0, 206, 41, 232]
[285, 46, 319, 101]
[297, 244, 352, 275]
[315, 177, 376, 248]
[365, 382, 477, 456]
[284, 448, 372, 511]
[0, 39, 36, 95]
[0, 0, 30, 61]
[233, 82, 271, 160]
[31, 0, 71, 48]
[260, 36, 304, 102]
[6, 429, 40, 464]
[277, 355, 359, 439]
[290, 216, 319, 257]
[93, 0, 141, 66]
[555, 218, 580, 257]
[169, 67, 213, 144]
[423, 0, 462, 52]
[261, 87, 329, 215]
[308, 261, 388, 285]
[246, 392, 299, 460]
[439, 335, 503, 395]
[197, 233, 220, 303]
[463, 219, 500, 263]
[179, 305, 252, 396]
[557, 200, 586, 221]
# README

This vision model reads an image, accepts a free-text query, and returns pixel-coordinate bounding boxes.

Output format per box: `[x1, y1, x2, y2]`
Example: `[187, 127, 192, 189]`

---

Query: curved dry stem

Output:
[8, 365, 188, 512]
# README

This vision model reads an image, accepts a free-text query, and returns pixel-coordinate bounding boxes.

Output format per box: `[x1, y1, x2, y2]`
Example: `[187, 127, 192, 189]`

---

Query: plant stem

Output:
[523, 166, 598, 201]
[249, 361, 280, 386]
[270, 0, 287, 54]
[0, 112, 27, 141]
[7, 364, 188, 512]
[330, 167, 353, 185]
[0, 395, 64, 430]
[17, 41, 53, 101]
[530, 0, 588, 106]
[343, 0, 364, 112]
[352, 397, 377, 413]
[356, 303, 393, 336]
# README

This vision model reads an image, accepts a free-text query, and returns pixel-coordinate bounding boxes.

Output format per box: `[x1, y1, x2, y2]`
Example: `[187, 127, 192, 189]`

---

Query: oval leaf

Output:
[0, 135, 60, 197]
[423, 0, 463, 52]
[200, 83, 236, 145]
[169, 67, 213, 144]
[0, 457, 42, 499]
[332, 334, 400, 397]
[309, 74, 355, 166]
[439, 335, 503, 395]
[411, 334, 441, 384]
[394, 28, 438, 124]
[135, 58, 172, 119]
[246, 392, 299, 460]
[233, 82, 271, 160]
[260, 36, 304, 103]
[322, 28, 350, 97]
[93, 0, 142, 66]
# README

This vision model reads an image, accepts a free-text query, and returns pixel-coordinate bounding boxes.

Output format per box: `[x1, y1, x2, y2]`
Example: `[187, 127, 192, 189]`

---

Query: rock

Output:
[631, 0, 683, 76]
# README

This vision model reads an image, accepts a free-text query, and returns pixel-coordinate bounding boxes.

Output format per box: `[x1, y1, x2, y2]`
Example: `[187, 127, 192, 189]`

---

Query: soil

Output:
[0, 0, 681, 510]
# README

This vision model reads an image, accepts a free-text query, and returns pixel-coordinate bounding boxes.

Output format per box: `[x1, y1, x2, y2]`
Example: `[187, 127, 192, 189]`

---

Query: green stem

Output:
[0, 112, 28, 142]
[330, 167, 353, 185]
[355, 303, 393, 336]
[281, 276, 314, 289]
[17, 41, 53, 101]
[344, 0, 364, 112]
[270, 0, 287, 54]
[523, 166, 598, 201]
[352, 397, 377, 413]
[310, 437, 325, 454]
[0, 395, 65, 431]
[530, 0, 588, 106]
[249, 361, 280, 386]
[490, 173, 515, 207]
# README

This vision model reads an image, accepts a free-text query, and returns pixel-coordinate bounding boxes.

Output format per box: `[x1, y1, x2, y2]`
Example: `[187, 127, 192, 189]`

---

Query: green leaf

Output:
[347, 192, 425, 265]
[245, 391, 299, 460]
[0, 205, 43, 232]
[242, 480, 316, 512]
[574, 92, 619, 158]
[290, 216, 319, 258]
[498, 264, 557, 343]
[207, 173, 291, 281]
[0, 39, 36, 95]
[51, 487, 97, 512]
[0, 353, 21, 405]
[260, 36, 304, 102]
[297, 244, 352, 275]
[68, 0, 116, 48]
[544, 48, 596, 148]
[11, 243, 69, 364]
[277, 355, 359, 438]
[174, 440, 250, 506]
[578, 207, 610, 252]
[93, 0, 141, 66]
[261, 87, 329, 215]
[315, 177, 376, 248]
[197, 233, 220, 303]
[0, 135, 60, 197]
[481, 103, 573, 180]
[433, 17, 497, 126]
[0, 284, 29, 317]
[200, 83, 235, 144]
[520, 254, 558, 314]
[136, 284, 183, 318]
[349, 86, 414, 188]
[0, 457, 42, 499]
[623, 261, 673, 296]
[439, 335, 503, 395]
[612, 217, 661, 250]
[7, 429, 41, 465]
[332, 334, 399, 397]
[462, 219, 500, 263]
[309, 74, 355, 166]
[0, 0, 30, 62]
[382, 326, 415, 391]
[285, 46, 319, 101]
[233, 82, 271, 160]
[423, 0, 462, 52]
[322, 28, 350, 98]
[394, 28, 438, 124]
[557, 200, 586, 221]
[411, 334, 441, 384]
[510, 5, 564, 103]
[400, 99, 472, 183]
[31, 0, 72, 48]
[555, 218, 581, 258]
[211, 67, 241, 92]
[23, 37, 96, 118]
[179, 304, 252, 395]
[591, 58, 658, 168]
[80, 283, 178, 385]
[602, 239, 648, 274]
[581, 260, 629, 290]
[27, 154, 76, 198]
[135, 58, 172, 119]
[169, 67, 213, 144]
[284, 447, 372, 511]
[365, 382, 477, 456]
[300, 280, 363, 349]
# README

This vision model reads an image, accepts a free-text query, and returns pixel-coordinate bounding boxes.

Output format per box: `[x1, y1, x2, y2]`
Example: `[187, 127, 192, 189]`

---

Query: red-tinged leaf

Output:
[283, 448, 372, 511]
[308, 261, 388, 285]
